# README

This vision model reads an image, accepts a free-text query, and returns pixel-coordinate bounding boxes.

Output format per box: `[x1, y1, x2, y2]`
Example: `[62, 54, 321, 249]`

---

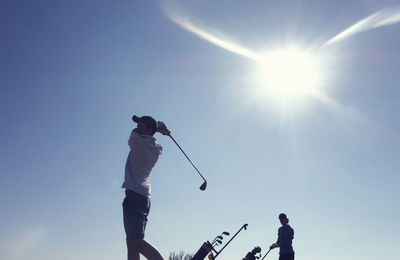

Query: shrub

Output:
[168, 250, 193, 260]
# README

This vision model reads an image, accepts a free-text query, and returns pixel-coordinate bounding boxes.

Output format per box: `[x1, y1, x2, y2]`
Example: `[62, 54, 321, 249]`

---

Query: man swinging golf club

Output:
[122, 115, 170, 260]
[269, 213, 295, 260]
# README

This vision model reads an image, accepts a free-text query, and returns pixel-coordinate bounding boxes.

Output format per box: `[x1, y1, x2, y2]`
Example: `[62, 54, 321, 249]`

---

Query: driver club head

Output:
[200, 181, 207, 191]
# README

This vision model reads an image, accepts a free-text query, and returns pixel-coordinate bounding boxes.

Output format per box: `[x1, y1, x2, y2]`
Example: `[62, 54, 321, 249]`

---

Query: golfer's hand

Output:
[157, 121, 170, 135]
[269, 243, 278, 250]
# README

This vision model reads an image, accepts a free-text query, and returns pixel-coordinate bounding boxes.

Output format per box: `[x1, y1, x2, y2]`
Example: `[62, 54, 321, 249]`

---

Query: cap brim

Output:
[132, 115, 140, 123]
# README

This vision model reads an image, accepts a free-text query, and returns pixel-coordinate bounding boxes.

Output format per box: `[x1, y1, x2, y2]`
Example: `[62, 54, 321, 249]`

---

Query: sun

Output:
[250, 47, 323, 104]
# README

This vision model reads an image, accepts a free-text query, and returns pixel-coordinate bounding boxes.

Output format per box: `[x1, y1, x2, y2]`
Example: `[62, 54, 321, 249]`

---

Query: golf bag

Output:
[192, 241, 214, 260]
[242, 247, 262, 260]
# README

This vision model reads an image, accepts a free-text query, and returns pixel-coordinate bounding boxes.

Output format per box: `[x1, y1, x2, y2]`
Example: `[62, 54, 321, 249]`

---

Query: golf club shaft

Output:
[168, 134, 207, 182]
[214, 224, 248, 258]
[261, 249, 271, 260]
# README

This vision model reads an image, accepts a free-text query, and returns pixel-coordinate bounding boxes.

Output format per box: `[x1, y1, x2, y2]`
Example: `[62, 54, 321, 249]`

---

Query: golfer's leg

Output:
[279, 253, 294, 260]
[137, 239, 163, 260]
[127, 239, 140, 260]
[128, 239, 163, 260]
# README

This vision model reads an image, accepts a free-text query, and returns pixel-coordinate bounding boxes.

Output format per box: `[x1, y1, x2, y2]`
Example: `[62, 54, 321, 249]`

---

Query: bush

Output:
[168, 250, 193, 260]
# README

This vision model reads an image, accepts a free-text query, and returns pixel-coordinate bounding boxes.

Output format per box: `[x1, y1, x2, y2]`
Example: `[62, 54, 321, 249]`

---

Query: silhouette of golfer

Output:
[122, 115, 170, 260]
[269, 213, 295, 260]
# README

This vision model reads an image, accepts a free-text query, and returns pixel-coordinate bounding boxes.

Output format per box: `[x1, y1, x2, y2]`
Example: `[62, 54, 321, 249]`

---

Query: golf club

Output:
[213, 224, 248, 258]
[261, 249, 271, 260]
[211, 232, 229, 246]
[168, 134, 207, 191]
[211, 236, 222, 246]
[192, 226, 246, 260]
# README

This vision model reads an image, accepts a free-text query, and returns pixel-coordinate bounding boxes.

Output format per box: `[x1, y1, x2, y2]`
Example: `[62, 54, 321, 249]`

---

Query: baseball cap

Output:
[132, 115, 158, 131]
[279, 213, 288, 220]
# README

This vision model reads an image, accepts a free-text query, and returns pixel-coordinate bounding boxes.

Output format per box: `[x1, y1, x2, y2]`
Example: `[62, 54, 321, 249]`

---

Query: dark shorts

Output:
[279, 252, 295, 260]
[122, 189, 151, 241]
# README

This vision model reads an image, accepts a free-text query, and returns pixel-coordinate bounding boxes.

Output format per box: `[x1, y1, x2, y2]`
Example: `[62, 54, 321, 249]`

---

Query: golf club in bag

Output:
[191, 231, 230, 260]
[242, 246, 262, 260]
[192, 224, 248, 260]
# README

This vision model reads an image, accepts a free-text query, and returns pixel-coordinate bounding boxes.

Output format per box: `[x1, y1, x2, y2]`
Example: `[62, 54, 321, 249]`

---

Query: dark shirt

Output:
[278, 225, 294, 254]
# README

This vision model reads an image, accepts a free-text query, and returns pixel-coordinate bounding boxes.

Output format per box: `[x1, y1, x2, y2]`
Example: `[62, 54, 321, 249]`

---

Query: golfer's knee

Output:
[127, 238, 142, 250]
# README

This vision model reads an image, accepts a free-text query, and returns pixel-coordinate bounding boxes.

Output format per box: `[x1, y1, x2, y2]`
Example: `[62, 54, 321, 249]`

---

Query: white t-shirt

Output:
[122, 131, 163, 198]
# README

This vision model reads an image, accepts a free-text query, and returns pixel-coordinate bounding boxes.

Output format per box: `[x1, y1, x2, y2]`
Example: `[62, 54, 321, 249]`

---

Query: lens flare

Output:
[250, 47, 323, 104]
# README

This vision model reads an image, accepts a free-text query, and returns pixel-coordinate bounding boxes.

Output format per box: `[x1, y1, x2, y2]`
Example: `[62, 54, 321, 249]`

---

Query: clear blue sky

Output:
[1, 0, 400, 259]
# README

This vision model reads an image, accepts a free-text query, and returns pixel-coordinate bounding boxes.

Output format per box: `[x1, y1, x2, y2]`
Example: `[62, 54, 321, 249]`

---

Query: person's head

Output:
[279, 213, 289, 226]
[132, 115, 157, 136]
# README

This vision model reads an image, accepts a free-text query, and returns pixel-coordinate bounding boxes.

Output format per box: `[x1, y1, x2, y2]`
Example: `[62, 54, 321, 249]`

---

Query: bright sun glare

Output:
[252, 47, 322, 103]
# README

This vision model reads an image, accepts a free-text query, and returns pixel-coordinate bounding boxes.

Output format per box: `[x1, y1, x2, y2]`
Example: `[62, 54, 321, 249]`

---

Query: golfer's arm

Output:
[277, 238, 292, 247]
[128, 130, 146, 147]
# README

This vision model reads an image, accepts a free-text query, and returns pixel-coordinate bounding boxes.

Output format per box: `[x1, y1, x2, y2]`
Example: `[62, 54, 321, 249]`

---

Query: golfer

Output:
[122, 115, 170, 260]
[269, 213, 295, 260]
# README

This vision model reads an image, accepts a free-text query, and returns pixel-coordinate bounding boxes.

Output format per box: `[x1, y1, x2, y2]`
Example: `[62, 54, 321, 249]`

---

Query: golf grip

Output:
[168, 135, 207, 182]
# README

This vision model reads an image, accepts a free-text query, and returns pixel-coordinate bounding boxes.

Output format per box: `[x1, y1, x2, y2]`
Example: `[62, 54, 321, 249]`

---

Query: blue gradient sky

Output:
[1, 1, 400, 259]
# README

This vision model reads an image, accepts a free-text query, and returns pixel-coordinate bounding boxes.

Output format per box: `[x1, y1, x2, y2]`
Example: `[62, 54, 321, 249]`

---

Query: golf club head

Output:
[244, 224, 248, 230]
[200, 181, 207, 191]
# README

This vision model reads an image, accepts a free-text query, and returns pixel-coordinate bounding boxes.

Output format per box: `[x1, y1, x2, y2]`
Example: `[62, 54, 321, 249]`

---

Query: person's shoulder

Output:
[132, 133, 158, 146]
[279, 225, 293, 232]
[287, 225, 294, 233]
[131, 131, 140, 137]
[137, 134, 156, 143]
